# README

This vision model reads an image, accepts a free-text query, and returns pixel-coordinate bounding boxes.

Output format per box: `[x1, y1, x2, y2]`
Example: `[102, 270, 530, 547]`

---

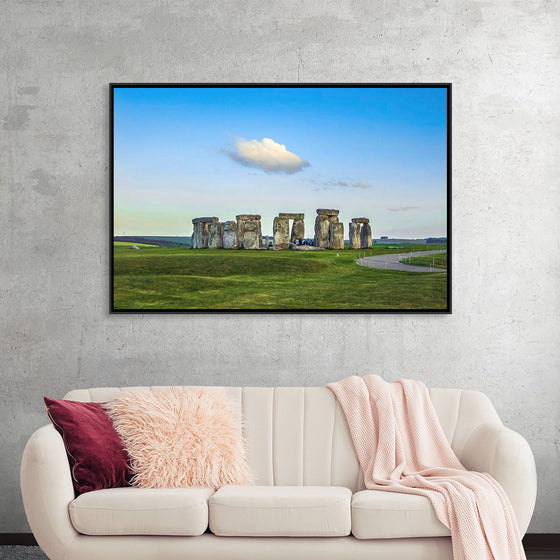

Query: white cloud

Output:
[223, 137, 310, 174]
[312, 178, 373, 191]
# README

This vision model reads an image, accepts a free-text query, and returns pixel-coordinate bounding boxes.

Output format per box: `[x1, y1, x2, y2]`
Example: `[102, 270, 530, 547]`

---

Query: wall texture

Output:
[1, 0, 559, 533]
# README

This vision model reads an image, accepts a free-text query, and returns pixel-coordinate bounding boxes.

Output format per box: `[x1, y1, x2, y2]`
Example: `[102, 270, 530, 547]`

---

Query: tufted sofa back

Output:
[64, 386, 501, 493]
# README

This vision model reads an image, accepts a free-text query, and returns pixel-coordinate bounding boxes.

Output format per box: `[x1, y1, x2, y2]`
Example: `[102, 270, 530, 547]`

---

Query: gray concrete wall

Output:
[1, 0, 558, 533]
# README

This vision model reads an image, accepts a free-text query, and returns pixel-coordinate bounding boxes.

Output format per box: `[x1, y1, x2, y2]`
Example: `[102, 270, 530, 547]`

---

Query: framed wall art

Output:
[111, 83, 451, 312]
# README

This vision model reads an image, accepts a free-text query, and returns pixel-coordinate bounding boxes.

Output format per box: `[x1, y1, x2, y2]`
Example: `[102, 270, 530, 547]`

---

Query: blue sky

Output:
[113, 86, 448, 238]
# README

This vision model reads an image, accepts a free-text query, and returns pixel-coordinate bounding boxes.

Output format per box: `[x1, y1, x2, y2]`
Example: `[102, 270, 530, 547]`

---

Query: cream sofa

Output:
[21, 386, 537, 560]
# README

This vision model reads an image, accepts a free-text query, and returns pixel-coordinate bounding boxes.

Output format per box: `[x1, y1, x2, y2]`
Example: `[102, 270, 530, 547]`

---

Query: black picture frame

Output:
[111, 83, 451, 313]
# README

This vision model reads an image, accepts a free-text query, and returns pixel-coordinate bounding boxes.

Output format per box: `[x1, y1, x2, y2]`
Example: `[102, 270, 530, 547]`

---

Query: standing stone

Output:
[208, 221, 223, 249]
[349, 222, 361, 249]
[360, 223, 372, 248]
[191, 217, 218, 249]
[255, 218, 262, 248]
[315, 209, 340, 248]
[236, 215, 246, 248]
[236, 214, 262, 249]
[201, 223, 210, 248]
[241, 219, 259, 249]
[236, 220, 245, 247]
[314, 215, 331, 248]
[221, 220, 238, 249]
[191, 223, 201, 249]
[291, 218, 305, 243]
[191, 222, 202, 249]
[274, 213, 304, 249]
[273, 216, 290, 249]
[330, 222, 345, 250]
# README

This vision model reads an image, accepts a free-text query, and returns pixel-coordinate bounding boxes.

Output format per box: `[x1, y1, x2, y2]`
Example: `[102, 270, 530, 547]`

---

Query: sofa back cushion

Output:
[64, 385, 500, 493]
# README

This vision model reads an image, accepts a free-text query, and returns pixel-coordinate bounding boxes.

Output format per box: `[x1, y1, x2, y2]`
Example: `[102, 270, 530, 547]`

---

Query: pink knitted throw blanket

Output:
[327, 375, 525, 560]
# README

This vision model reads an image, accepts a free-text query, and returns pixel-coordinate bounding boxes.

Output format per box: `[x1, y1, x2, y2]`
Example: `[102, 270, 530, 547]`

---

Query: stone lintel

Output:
[192, 216, 219, 224]
[236, 214, 261, 221]
[316, 208, 339, 216]
[278, 213, 304, 220]
[351, 217, 370, 224]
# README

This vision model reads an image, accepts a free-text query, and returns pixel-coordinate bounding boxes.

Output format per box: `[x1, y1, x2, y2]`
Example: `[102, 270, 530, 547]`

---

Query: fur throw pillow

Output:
[103, 387, 251, 489]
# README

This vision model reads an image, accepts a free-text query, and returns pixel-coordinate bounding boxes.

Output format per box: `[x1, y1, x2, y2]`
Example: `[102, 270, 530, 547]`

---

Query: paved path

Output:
[357, 249, 447, 272]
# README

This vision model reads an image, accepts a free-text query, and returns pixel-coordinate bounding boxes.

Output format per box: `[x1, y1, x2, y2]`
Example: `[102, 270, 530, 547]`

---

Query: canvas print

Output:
[112, 84, 450, 312]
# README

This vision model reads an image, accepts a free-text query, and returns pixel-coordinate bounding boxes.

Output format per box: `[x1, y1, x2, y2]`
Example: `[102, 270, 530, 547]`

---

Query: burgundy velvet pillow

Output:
[44, 397, 131, 495]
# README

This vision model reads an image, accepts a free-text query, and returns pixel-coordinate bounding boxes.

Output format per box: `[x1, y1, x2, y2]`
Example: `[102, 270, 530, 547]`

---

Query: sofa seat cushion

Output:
[69, 487, 214, 536]
[351, 490, 451, 539]
[209, 485, 351, 537]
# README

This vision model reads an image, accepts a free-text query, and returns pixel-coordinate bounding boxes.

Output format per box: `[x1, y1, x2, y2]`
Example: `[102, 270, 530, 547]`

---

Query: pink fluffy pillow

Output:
[103, 387, 251, 489]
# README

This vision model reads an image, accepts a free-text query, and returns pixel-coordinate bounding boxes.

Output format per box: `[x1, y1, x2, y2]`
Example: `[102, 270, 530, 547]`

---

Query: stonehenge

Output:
[349, 217, 372, 249]
[314, 209, 343, 249]
[192, 209, 373, 250]
[273, 213, 305, 249]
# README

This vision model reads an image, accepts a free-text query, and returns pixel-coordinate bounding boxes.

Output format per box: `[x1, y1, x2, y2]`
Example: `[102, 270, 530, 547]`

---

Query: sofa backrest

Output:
[63, 386, 501, 493]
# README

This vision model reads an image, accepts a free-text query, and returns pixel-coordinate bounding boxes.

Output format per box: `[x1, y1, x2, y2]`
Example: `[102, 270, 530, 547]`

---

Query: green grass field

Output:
[113, 244, 448, 311]
[113, 241, 159, 248]
[400, 252, 448, 270]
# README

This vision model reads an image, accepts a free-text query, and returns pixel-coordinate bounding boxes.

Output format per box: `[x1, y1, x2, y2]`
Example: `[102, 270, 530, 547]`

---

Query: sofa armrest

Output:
[21, 424, 78, 559]
[460, 422, 537, 535]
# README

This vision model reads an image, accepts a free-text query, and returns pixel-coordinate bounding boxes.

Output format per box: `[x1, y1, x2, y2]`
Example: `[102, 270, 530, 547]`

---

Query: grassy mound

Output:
[113, 245, 447, 311]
